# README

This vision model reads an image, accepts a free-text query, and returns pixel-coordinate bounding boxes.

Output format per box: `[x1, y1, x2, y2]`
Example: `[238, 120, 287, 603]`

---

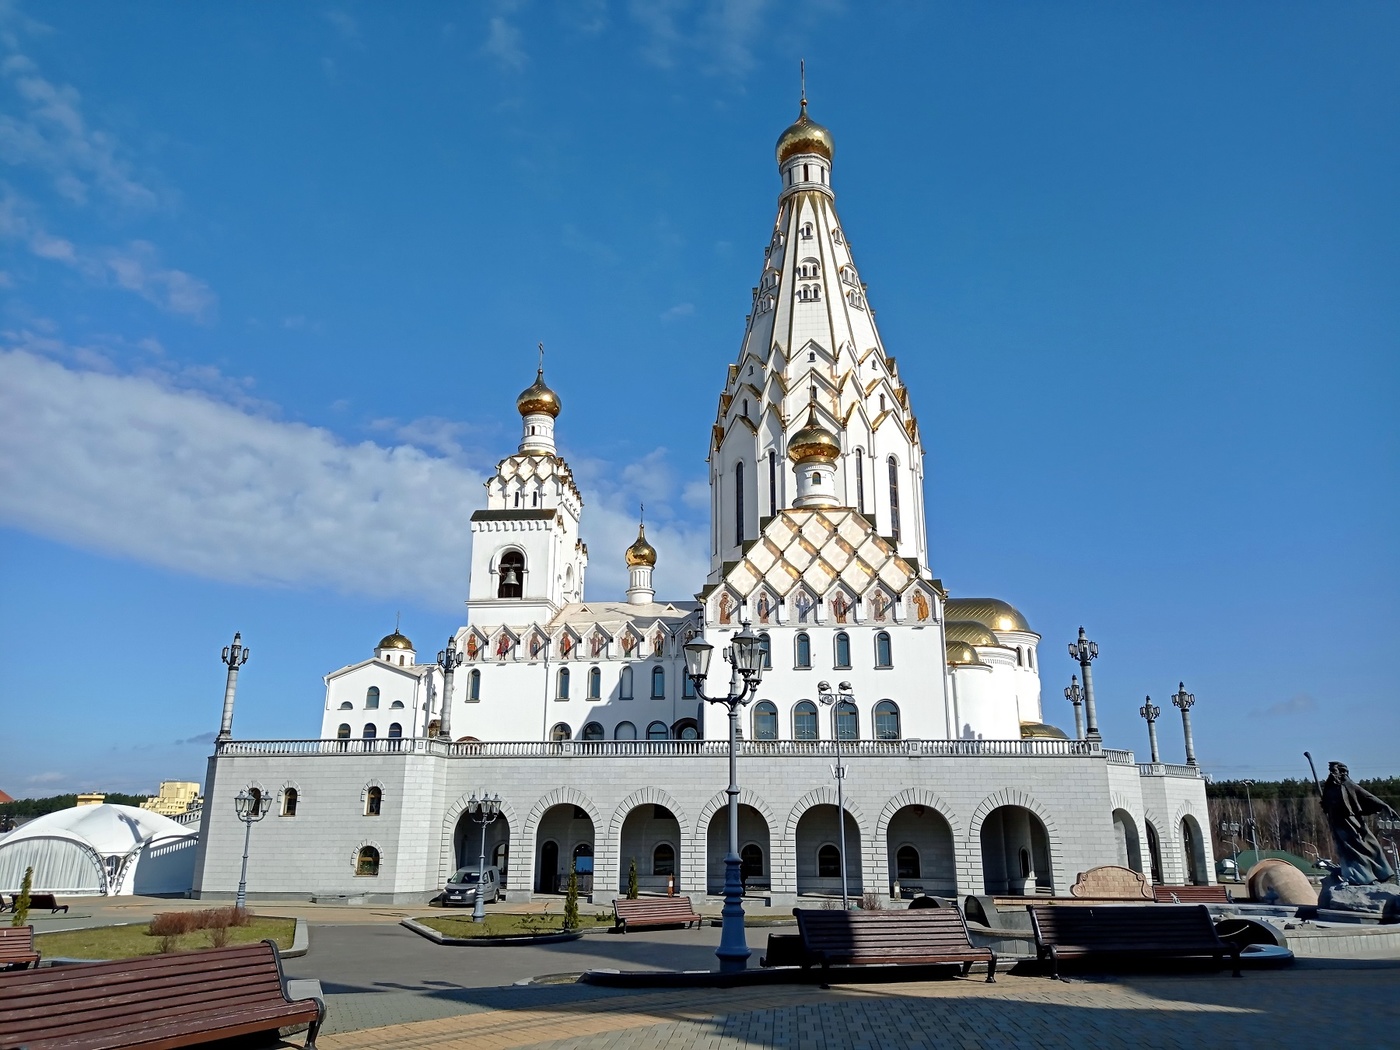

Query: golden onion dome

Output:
[775, 100, 834, 166]
[787, 403, 842, 463]
[944, 620, 999, 648]
[516, 367, 562, 418]
[943, 597, 1033, 634]
[1020, 721, 1070, 741]
[625, 523, 657, 568]
[946, 640, 984, 667]
[377, 630, 414, 651]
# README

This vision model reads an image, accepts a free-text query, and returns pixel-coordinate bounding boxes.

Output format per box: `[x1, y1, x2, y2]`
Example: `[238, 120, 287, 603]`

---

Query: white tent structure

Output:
[0, 804, 199, 896]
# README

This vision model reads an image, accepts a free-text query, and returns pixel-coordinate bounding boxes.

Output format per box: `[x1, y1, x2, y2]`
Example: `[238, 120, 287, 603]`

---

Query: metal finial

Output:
[537, 341, 544, 373]
[800, 59, 807, 109]
[639, 502, 644, 526]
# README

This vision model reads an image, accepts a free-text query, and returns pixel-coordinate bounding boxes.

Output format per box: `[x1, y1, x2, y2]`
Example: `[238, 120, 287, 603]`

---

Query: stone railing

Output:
[1137, 761, 1203, 779]
[1103, 748, 1137, 765]
[215, 737, 1104, 760]
[171, 807, 203, 826]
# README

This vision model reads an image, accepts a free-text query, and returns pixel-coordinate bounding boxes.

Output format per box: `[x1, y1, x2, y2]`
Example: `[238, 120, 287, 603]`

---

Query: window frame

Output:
[834, 631, 851, 669]
[795, 632, 811, 669]
[752, 701, 779, 741]
[873, 700, 900, 741]
[793, 700, 818, 741]
[875, 631, 892, 668]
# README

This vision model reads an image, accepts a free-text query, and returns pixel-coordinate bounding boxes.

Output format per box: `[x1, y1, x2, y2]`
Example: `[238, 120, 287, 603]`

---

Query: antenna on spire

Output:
[800, 59, 807, 110]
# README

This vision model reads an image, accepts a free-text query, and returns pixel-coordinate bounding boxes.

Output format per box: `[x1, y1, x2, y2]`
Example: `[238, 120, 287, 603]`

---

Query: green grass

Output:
[35, 917, 296, 960]
[416, 912, 612, 938]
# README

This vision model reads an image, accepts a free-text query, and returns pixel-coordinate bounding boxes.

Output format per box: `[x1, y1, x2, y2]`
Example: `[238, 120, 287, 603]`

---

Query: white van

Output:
[442, 865, 502, 907]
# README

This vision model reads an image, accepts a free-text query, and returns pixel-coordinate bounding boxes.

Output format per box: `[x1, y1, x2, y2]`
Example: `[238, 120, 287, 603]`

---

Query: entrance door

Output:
[538, 840, 559, 893]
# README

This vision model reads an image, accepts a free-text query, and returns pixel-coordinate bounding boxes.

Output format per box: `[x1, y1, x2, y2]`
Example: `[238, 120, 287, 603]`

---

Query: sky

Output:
[0, 2, 1396, 796]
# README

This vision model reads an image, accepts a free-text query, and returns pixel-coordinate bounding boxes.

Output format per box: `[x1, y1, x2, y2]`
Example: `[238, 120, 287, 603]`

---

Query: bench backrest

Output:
[27, 893, 58, 908]
[794, 907, 981, 955]
[1152, 884, 1229, 904]
[0, 940, 306, 1048]
[614, 896, 696, 918]
[0, 925, 35, 957]
[1028, 904, 1224, 952]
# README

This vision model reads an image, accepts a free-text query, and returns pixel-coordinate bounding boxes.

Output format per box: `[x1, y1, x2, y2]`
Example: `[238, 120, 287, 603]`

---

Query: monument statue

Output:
[1317, 760, 1397, 885]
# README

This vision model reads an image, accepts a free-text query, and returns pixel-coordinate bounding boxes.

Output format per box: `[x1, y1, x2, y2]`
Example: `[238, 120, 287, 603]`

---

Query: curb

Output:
[400, 917, 584, 946]
[581, 962, 966, 989]
[282, 917, 311, 958]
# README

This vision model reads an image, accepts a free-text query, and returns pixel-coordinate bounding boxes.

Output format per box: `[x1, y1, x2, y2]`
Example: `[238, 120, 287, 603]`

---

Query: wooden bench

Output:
[1153, 884, 1232, 904]
[0, 926, 40, 971]
[0, 939, 324, 1049]
[793, 907, 997, 985]
[1, 892, 69, 915]
[612, 896, 703, 932]
[1028, 903, 1241, 980]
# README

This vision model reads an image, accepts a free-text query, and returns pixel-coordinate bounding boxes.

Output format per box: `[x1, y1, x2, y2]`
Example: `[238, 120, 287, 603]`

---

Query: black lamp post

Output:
[684, 620, 764, 974]
[436, 636, 463, 740]
[466, 791, 502, 923]
[233, 789, 267, 910]
[1067, 627, 1100, 741]
[817, 680, 855, 909]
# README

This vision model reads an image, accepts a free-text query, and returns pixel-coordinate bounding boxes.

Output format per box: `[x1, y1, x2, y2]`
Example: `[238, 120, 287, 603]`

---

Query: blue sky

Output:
[1, 2, 1396, 795]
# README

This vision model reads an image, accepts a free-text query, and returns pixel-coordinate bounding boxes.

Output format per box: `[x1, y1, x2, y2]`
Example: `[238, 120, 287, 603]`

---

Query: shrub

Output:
[11, 867, 33, 927]
[563, 862, 580, 931]
[860, 891, 883, 911]
[209, 924, 231, 948]
[627, 858, 639, 900]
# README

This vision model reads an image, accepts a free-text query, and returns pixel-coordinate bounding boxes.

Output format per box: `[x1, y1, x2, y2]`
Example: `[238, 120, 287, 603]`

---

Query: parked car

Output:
[443, 865, 502, 907]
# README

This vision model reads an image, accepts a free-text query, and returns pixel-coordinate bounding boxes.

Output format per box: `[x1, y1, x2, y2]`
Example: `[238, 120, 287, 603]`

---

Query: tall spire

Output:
[516, 353, 561, 454]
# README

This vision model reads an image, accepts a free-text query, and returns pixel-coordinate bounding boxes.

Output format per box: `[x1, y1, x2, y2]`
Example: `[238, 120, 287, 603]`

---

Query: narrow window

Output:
[365, 686, 379, 710]
[356, 846, 380, 876]
[759, 632, 772, 670]
[888, 457, 901, 543]
[795, 632, 811, 668]
[363, 723, 377, 740]
[581, 721, 604, 741]
[498, 550, 525, 598]
[388, 722, 402, 738]
[768, 450, 777, 514]
[647, 720, 669, 741]
[803, 163, 809, 181]
[651, 666, 665, 699]
[620, 665, 633, 700]
[614, 721, 637, 740]
[834, 632, 851, 668]
[550, 722, 572, 741]
[896, 845, 920, 879]
[875, 631, 892, 668]
[836, 702, 858, 740]
[735, 461, 745, 545]
[588, 666, 601, 699]
[249, 787, 263, 816]
[874, 700, 900, 740]
[855, 451, 865, 514]
[652, 843, 676, 876]
[753, 701, 778, 740]
[793, 700, 818, 740]
[468, 669, 481, 702]
[818, 844, 841, 878]
[683, 673, 696, 699]
[557, 667, 570, 699]
[365, 786, 382, 816]
[741, 843, 764, 878]
[281, 788, 298, 817]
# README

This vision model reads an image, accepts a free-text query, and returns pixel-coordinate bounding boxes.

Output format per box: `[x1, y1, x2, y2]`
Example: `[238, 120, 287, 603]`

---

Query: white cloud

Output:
[629, 0, 799, 80]
[661, 302, 695, 322]
[482, 12, 527, 71]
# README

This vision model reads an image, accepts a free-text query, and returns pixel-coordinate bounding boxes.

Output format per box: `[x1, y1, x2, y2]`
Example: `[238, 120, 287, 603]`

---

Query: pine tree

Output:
[12, 866, 33, 927]
[563, 861, 580, 931]
[627, 857, 639, 899]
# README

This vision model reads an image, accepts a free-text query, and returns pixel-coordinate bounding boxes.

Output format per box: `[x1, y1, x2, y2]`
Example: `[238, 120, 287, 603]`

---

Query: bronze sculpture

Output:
[1314, 759, 1397, 885]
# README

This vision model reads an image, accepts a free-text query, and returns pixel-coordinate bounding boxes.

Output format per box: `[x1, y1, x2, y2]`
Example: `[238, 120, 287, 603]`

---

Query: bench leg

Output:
[304, 1016, 321, 1049]
[986, 952, 998, 984]
[1048, 947, 1061, 981]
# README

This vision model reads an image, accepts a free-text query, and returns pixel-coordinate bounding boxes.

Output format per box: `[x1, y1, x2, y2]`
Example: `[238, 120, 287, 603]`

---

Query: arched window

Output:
[795, 632, 811, 668]
[875, 631, 892, 668]
[753, 701, 778, 740]
[896, 844, 920, 879]
[390, 699, 404, 709]
[1016, 647, 1024, 667]
[556, 667, 570, 699]
[888, 457, 901, 543]
[874, 700, 900, 740]
[619, 665, 633, 700]
[614, 721, 637, 740]
[588, 666, 601, 699]
[741, 843, 764, 878]
[336, 724, 351, 739]
[363, 723, 377, 740]
[339, 701, 352, 710]
[468, 669, 481, 702]
[758, 632, 772, 669]
[388, 723, 402, 738]
[652, 843, 676, 876]
[793, 701, 818, 740]
[836, 702, 858, 740]
[818, 844, 841, 878]
[734, 461, 745, 545]
[365, 686, 379, 710]
[356, 846, 380, 876]
[581, 721, 604, 741]
[497, 550, 525, 599]
[281, 788, 297, 817]
[365, 786, 382, 816]
[834, 632, 851, 668]
[854, 449, 865, 514]
[647, 721, 669, 741]
[248, 787, 264, 816]
[651, 666, 665, 699]
[550, 722, 572, 742]
[768, 450, 778, 514]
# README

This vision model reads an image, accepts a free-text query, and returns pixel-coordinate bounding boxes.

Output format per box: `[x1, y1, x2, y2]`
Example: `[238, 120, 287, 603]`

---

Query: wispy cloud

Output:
[1252, 693, 1319, 717]
[661, 302, 694, 322]
[629, 0, 808, 80]
[481, 4, 528, 72]
[175, 732, 218, 746]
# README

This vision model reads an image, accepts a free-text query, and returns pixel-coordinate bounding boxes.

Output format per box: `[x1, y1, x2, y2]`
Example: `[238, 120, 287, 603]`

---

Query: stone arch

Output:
[359, 779, 386, 804]
[437, 793, 522, 885]
[785, 787, 869, 840]
[875, 789, 963, 843]
[523, 787, 603, 838]
[967, 788, 1064, 893]
[607, 787, 692, 841]
[1173, 801, 1213, 886]
[696, 789, 778, 840]
[351, 839, 384, 878]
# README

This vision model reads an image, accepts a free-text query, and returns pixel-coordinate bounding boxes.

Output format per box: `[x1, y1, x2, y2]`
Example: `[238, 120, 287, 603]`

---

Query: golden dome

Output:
[377, 630, 414, 651]
[625, 523, 657, 568]
[944, 621, 999, 648]
[775, 100, 834, 166]
[516, 368, 562, 418]
[1020, 721, 1069, 740]
[946, 640, 984, 667]
[787, 403, 842, 462]
[943, 597, 1033, 634]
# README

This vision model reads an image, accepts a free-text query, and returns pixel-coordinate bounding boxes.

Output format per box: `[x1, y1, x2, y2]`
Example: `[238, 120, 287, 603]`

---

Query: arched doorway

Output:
[1181, 815, 1207, 885]
[453, 809, 512, 887]
[795, 804, 862, 897]
[619, 803, 683, 894]
[885, 805, 956, 897]
[534, 804, 595, 894]
[1112, 809, 1144, 874]
[980, 805, 1053, 895]
[1145, 821, 1164, 883]
[706, 804, 770, 895]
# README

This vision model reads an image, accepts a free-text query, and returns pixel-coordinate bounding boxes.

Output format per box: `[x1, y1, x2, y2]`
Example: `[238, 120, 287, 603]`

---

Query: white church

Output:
[192, 98, 1212, 907]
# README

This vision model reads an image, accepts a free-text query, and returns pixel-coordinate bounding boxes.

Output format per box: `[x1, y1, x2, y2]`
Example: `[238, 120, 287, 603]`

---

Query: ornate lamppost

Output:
[1140, 696, 1161, 763]
[233, 789, 268, 909]
[817, 680, 855, 909]
[466, 791, 502, 923]
[683, 621, 765, 974]
[217, 632, 250, 742]
[436, 635, 463, 740]
[1067, 627, 1100, 741]
[1240, 778, 1261, 861]
[1171, 681, 1197, 766]
[1064, 675, 1085, 740]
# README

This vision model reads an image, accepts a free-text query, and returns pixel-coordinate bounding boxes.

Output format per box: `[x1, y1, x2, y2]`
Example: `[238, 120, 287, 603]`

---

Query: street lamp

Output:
[1376, 818, 1400, 876]
[233, 789, 268, 910]
[1220, 820, 1241, 881]
[466, 791, 502, 923]
[684, 620, 764, 974]
[1067, 627, 1101, 741]
[1240, 779, 1261, 861]
[817, 679, 855, 910]
[436, 636, 464, 740]
[1064, 676, 1085, 740]
[1139, 697, 1161, 763]
[217, 632, 250, 742]
[1171, 682, 1198, 766]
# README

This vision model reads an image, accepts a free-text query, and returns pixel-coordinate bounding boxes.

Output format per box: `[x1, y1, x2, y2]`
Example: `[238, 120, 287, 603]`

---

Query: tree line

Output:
[1206, 777, 1400, 863]
[0, 792, 150, 820]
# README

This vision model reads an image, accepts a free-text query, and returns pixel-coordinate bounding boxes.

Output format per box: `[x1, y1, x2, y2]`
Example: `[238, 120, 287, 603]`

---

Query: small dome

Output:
[787, 403, 842, 462]
[943, 597, 1033, 634]
[1020, 721, 1069, 741]
[944, 621, 999, 648]
[946, 640, 984, 667]
[776, 101, 834, 166]
[377, 630, 414, 651]
[517, 368, 562, 418]
[625, 523, 657, 568]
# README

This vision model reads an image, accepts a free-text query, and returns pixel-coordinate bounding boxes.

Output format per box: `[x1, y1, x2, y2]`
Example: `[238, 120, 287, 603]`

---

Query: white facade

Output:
[192, 99, 1211, 906]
